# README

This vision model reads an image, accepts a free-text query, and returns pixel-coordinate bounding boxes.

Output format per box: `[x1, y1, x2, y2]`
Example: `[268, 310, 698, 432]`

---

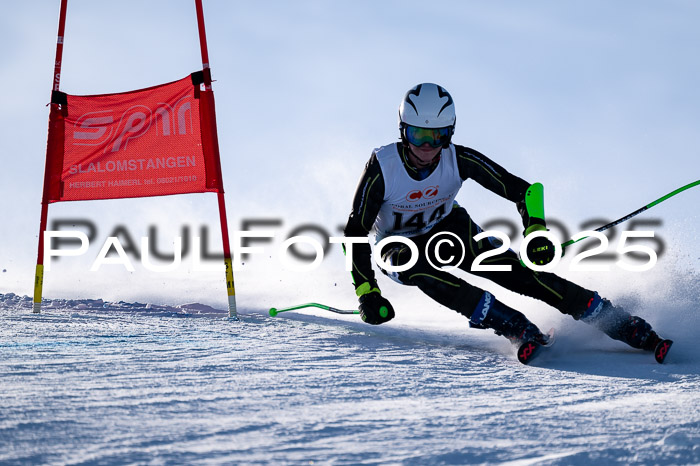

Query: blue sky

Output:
[1, 1, 699, 306]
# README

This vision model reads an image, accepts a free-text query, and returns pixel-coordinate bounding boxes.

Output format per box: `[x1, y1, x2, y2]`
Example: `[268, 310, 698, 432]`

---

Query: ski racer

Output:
[343, 82, 669, 360]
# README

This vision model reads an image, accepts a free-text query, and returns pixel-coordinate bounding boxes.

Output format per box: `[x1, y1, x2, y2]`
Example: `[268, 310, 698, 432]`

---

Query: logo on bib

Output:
[405, 186, 439, 202]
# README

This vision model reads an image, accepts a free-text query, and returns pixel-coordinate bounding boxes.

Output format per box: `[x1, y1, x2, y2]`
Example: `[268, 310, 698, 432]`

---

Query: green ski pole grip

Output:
[525, 182, 545, 220]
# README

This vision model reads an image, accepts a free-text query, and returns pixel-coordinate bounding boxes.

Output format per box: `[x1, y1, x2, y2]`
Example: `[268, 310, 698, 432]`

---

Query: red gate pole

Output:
[194, 0, 238, 319]
[33, 0, 68, 314]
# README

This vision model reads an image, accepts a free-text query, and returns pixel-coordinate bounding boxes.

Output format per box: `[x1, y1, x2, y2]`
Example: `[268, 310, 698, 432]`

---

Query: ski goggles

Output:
[404, 125, 452, 148]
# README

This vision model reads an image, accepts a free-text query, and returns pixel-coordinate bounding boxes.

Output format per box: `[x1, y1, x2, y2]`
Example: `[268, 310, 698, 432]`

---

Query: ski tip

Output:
[517, 341, 540, 365]
[654, 339, 673, 364]
[269, 308, 278, 317]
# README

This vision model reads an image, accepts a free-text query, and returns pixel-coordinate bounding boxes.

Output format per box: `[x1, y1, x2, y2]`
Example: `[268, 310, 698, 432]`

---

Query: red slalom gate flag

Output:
[44, 72, 223, 203]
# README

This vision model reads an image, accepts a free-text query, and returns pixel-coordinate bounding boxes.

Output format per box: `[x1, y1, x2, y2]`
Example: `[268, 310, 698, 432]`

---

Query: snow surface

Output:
[1, 272, 699, 465]
[3, 2, 699, 463]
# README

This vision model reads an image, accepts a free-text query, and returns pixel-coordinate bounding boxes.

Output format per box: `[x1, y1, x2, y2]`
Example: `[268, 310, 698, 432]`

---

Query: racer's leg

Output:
[433, 207, 662, 350]
[380, 241, 546, 343]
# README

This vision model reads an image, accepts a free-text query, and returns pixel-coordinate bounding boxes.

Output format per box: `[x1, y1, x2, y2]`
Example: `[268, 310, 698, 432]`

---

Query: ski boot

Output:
[580, 293, 673, 363]
[469, 292, 551, 364]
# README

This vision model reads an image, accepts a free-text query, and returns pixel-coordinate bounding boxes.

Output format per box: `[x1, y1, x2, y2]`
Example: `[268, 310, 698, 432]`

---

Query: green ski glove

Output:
[356, 283, 394, 325]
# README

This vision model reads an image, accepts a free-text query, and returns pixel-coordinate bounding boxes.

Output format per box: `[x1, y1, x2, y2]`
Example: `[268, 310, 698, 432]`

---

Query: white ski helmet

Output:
[399, 83, 456, 131]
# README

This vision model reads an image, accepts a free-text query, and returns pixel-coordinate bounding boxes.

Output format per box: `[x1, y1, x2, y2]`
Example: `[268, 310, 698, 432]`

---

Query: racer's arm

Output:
[343, 152, 385, 295]
[454, 145, 544, 234]
[455, 145, 530, 203]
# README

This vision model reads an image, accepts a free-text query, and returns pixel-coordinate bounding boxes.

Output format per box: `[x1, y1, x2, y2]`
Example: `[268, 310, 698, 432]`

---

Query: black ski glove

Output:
[359, 291, 395, 325]
[525, 234, 555, 265]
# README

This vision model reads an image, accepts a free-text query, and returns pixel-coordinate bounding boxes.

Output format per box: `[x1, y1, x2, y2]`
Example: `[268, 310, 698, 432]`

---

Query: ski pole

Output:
[561, 179, 700, 250]
[269, 303, 360, 317]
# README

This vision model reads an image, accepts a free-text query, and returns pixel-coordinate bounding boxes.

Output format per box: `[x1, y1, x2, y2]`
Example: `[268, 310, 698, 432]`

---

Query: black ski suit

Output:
[344, 142, 596, 323]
